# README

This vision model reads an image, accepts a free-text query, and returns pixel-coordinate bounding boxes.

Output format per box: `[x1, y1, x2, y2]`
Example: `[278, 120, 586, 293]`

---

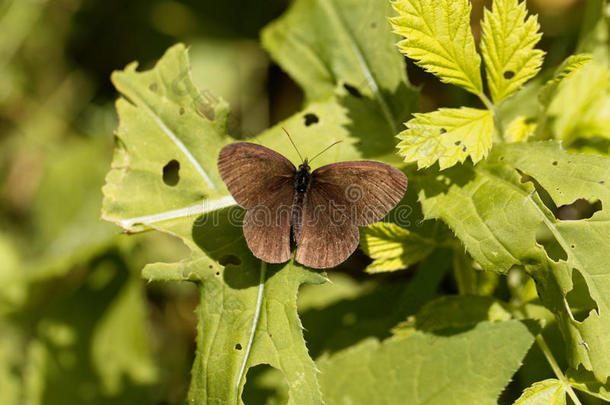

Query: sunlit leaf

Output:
[359, 222, 435, 273]
[512, 379, 566, 405]
[480, 0, 545, 104]
[397, 108, 493, 169]
[390, 0, 482, 95]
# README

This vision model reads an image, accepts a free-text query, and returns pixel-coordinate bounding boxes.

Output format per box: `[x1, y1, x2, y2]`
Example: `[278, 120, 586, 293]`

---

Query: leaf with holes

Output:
[480, 0, 545, 104]
[359, 222, 436, 273]
[418, 141, 610, 382]
[396, 107, 494, 170]
[262, 0, 418, 146]
[104, 44, 330, 405]
[390, 0, 483, 95]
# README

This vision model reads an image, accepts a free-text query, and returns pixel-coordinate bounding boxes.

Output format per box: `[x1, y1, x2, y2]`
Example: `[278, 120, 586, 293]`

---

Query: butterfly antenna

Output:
[308, 140, 343, 164]
[282, 127, 304, 163]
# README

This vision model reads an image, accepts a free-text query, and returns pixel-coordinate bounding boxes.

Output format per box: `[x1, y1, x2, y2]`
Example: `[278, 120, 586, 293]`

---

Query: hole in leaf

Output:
[462, 145, 467, 152]
[440, 128, 447, 134]
[215, 271, 220, 276]
[162, 160, 180, 186]
[199, 103, 215, 121]
[219, 254, 241, 266]
[536, 223, 567, 262]
[556, 199, 602, 220]
[516, 169, 558, 215]
[566, 268, 598, 322]
[454, 140, 461, 146]
[179, 107, 185, 115]
[343, 83, 362, 98]
[235, 343, 242, 350]
[600, 180, 605, 184]
[503, 71, 515, 79]
[242, 364, 288, 405]
[370, 22, 377, 28]
[149, 83, 158, 92]
[303, 113, 319, 126]
[552, 161, 558, 166]
[499, 156, 504, 161]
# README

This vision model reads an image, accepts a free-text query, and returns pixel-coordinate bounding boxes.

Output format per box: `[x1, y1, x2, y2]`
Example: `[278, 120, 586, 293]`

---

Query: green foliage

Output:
[359, 222, 436, 273]
[397, 107, 494, 169]
[513, 379, 566, 405]
[2, 0, 610, 404]
[390, 0, 482, 95]
[480, 0, 545, 104]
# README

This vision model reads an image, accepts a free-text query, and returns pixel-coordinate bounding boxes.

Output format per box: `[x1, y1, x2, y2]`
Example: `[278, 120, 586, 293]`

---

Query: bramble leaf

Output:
[390, 0, 483, 95]
[396, 107, 494, 169]
[538, 54, 592, 106]
[359, 223, 435, 273]
[513, 379, 566, 405]
[480, 0, 545, 104]
[418, 141, 610, 381]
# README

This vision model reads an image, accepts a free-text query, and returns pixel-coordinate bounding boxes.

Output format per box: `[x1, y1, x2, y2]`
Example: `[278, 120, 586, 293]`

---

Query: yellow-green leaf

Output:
[505, 115, 536, 143]
[390, 0, 482, 95]
[396, 107, 494, 170]
[513, 379, 566, 405]
[359, 223, 435, 273]
[480, 0, 545, 104]
[538, 54, 593, 106]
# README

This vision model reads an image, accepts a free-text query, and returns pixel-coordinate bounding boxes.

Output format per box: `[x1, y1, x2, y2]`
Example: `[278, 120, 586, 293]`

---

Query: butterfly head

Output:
[298, 159, 311, 173]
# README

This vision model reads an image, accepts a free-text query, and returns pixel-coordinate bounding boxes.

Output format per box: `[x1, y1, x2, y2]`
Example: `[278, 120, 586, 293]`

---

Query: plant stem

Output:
[478, 92, 505, 142]
[535, 334, 582, 405]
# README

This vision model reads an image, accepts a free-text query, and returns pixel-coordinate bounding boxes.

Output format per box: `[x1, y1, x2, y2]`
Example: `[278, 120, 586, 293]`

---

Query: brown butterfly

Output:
[217, 131, 407, 269]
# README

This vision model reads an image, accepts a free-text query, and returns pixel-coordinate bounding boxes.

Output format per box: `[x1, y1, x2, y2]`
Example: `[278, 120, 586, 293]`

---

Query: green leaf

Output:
[390, 0, 483, 95]
[91, 272, 158, 395]
[359, 222, 436, 273]
[512, 379, 566, 405]
[318, 320, 535, 405]
[396, 107, 494, 169]
[538, 54, 592, 106]
[105, 43, 331, 405]
[480, 0, 545, 104]
[548, 61, 610, 142]
[418, 141, 610, 381]
[505, 115, 536, 143]
[262, 0, 418, 133]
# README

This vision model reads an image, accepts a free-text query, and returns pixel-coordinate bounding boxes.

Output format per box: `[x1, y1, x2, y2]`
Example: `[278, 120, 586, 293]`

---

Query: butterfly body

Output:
[218, 142, 407, 269]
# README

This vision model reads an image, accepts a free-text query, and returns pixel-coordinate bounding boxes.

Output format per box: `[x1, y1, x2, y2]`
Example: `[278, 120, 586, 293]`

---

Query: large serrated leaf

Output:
[480, 0, 545, 104]
[390, 0, 483, 95]
[104, 44, 329, 405]
[417, 141, 610, 382]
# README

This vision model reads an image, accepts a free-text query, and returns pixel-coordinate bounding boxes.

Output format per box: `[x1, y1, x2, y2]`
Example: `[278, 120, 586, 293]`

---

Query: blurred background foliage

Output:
[0, 0, 606, 404]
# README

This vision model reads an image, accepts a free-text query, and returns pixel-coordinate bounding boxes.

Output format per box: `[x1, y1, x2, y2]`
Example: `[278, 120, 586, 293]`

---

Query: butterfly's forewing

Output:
[218, 142, 296, 263]
[295, 161, 407, 268]
[310, 161, 407, 225]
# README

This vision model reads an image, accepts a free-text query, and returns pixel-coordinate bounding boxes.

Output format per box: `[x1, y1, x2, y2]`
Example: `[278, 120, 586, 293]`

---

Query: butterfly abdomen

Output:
[291, 162, 311, 244]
